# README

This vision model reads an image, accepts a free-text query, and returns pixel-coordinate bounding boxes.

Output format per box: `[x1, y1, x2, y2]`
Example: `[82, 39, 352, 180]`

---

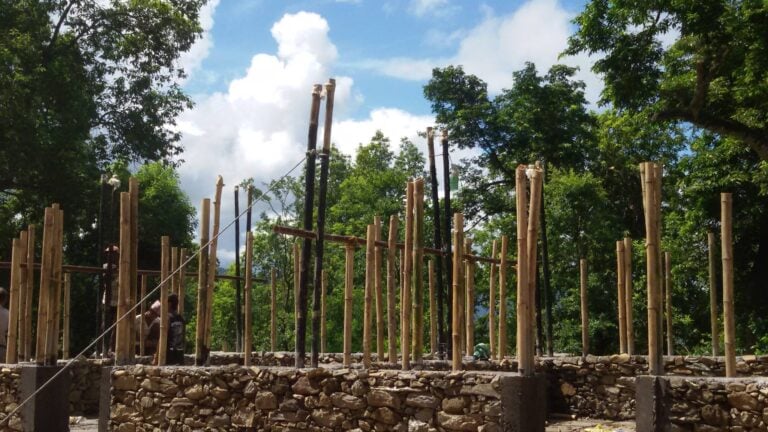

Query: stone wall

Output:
[66, 358, 108, 415]
[109, 365, 507, 431]
[0, 365, 23, 430]
[666, 377, 768, 431]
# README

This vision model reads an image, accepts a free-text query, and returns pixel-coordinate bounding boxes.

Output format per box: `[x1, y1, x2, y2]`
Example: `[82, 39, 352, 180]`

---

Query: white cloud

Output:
[409, 0, 452, 17]
[176, 12, 437, 263]
[356, 0, 604, 104]
[178, 0, 220, 81]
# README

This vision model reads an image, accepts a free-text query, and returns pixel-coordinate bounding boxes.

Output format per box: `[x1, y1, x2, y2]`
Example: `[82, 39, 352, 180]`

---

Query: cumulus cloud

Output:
[357, 0, 604, 104]
[409, 0, 456, 17]
[176, 12, 434, 262]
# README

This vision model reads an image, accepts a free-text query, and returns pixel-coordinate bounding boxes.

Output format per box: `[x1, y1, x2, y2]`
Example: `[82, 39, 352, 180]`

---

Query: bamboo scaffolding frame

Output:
[35, 208, 53, 365]
[23, 225, 35, 361]
[6, 237, 22, 363]
[139, 274, 147, 356]
[640, 162, 662, 375]
[465, 239, 475, 356]
[623, 237, 634, 355]
[364, 224, 374, 368]
[195, 199, 211, 366]
[49, 205, 63, 366]
[402, 181, 414, 370]
[526, 167, 543, 366]
[129, 178, 139, 362]
[62, 272, 71, 359]
[115, 195, 131, 365]
[387, 216, 398, 363]
[451, 212, 464, 371]
[205, 176, 224, 349]
[516, 166, 532, 376]
[664, 251, 673, 356]
[179, 248, 188, 314]
[343, 243, 354, 367]
[374, 216, 384, 361]
[412, 178, 425, 363]
[498, 235, 508, 360]
[16, 230, 28, 362]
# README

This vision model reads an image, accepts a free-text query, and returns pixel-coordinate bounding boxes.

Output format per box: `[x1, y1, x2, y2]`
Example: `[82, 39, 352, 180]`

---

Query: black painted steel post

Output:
[426, 128, 445, 356]
[234, 186, 242, 352]
[441, 130, 453, 356]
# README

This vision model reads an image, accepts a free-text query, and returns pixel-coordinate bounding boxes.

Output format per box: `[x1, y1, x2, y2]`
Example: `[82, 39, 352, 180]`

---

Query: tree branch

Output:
[47, 1, 76, 54]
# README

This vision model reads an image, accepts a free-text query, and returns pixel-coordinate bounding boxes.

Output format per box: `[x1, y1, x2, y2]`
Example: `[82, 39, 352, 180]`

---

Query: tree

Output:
[565, 0, 768, 160]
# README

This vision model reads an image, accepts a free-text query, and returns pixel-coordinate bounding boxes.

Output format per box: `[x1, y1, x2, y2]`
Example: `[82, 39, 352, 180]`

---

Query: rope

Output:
[0, 155, 308, 426]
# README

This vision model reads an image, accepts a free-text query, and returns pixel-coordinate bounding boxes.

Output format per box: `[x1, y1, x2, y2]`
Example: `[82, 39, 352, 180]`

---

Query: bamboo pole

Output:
[49, 205, 63, 365]
[195, 199, 211, 366]
[387, 215, 398, 363]
[234, 186, 242, 352]
[489, 240, 497, 359]
[708, 232, 719, 356]
[158, 235, 170, 366]
[178, 248, 187, 315]
[412, 178, 425, 363]
[16, 230, 28, 362]
[402, 181, 414, 370]
[293, 241, 300, 343]
[35, 208, 54, 365]
[465, 239, 475, 356]
[23, 225, 34, 361]
[139, 274, 147, 356]
[664, 251, 673, 356]
[617, 241, 627, 353]
[374, 216, 384, 362]
[6, 237, 22, 363]
[271, 268, 277, 352]
[526, 167, 543, 365]
[580, 258, 589, 357]
[516, 166, 532, 376]
[115, 194, 131, 365]
[205, 176, 224, 349]
[171, 247, 179, 297]
[62, 272, 70, 359]
[623, 237, 634, 355]
[429, 259, 437, 356]
[364, 224, 375, 368]
[451, 212, 464, 371]
[498, 235, 508, 360]
[244, 231, 253, 366]
[321, 269, 327, 355]
[129, 177, 138, 362]
[641, 162, 662, 375]
[721, 193, 736, 377]
[343, 243, 354, 367]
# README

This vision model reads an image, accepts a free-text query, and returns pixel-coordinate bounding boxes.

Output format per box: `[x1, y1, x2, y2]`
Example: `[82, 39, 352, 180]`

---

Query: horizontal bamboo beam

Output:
[0, 262, 258, 282]
[273, 225, 512, 266]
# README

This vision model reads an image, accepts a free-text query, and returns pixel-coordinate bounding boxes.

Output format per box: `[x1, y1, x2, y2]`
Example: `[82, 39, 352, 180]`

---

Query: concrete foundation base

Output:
[636, 375, 671, 432]
[20, 365, 71, 432]
[499, 374, 546, 432]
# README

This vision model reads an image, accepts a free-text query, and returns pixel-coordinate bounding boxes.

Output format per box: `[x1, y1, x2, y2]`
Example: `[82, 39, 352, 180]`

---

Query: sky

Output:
[171, 0, 604, 264]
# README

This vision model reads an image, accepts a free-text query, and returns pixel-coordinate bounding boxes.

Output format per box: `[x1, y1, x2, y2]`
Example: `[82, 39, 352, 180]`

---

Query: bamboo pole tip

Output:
[216, 175, 224, 187]
[325, 78, 336, 89]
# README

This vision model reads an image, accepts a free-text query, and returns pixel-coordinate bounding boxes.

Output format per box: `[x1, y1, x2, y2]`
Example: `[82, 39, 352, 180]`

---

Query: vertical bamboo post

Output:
[293, 241, 300, 343]
[129, 178, 139, 361]
[516, 166, 531, 376]
[465, 240, 475, 356]
[623, 237, 634, 355]
[205, 176, 224, 349]
[429, 259, 437, 356]
[707, 232, 719, 356]
[49, 205, 63, 365]
[343, 243, 354, 367]
[139, 274, 147, 356]
[489, 240, 498, 359]
[23, 225, 35, 361]
[271, 268, 277, 352]
[364, 224, 375, 368]
[387, 216, 398, 363]
[412, 178, 425, 363]
[244, 231, 253, 366]
[451, 212, 464, 371]
[617, 241, 627, 353]
[6, 237, 22, 363]
[171, 247, 179, 297]
[402, 181, 414, 370]
[178, 248, 187, 315]
[498, 236, 508, 360]
[641, 162, 662, 375]
[580, 258, 589, 357]
[16, 230, 28, 362]
[664, 251, 673, 356]
[158, 236, 170, 366]
[195, 199, 211, 366]
[721, 193, 736, 377]
[35, 208, 53, 365]
[115, 194, 131, 365]
[526, 167, 543, 365]
[321, 270, 327, 355]
[374, 216, 384, 362]
[62, 272, 70, 359]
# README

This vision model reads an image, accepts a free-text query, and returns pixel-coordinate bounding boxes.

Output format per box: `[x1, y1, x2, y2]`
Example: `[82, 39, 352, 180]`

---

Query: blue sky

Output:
[172, 0, 604, 262]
